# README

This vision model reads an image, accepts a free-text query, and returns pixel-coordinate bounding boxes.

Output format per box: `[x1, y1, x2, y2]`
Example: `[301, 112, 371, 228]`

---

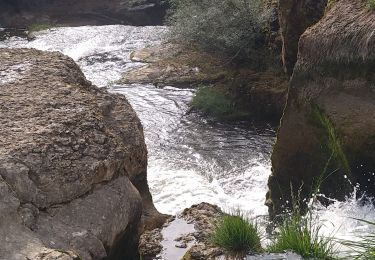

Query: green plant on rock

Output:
[28, 23, 60, 33]
[268, 186, 337, 259]
[211, 212, 262, 256]
[191, 86, 249, 119]
[166, 0, 269, 63]
[311, 107, 351, 176]
[341, 218, 375, 259]
[325, 0, 336, 13]
[368, 0, 375, 9]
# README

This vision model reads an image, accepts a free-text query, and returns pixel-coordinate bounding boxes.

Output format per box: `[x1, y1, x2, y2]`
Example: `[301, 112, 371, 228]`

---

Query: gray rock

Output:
[0, 0, 167, 28]
[0, 48, 166, 259]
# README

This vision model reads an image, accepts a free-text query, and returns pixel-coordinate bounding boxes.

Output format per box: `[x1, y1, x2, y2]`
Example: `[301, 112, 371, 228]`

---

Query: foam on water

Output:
[310, 191, 375, 255]
[2, 25, 374, 254]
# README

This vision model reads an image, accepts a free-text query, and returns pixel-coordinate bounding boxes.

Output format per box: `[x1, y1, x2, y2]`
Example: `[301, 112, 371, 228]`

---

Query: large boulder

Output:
[278, 0, 327, 75]
[0, 48, 166, 259]
[267, 0, 375, 216]
[0, 0, 167, 28]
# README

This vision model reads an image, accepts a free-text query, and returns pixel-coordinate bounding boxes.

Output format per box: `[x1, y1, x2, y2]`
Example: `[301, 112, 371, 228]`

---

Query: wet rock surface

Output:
[139, 228, 164, 258]
[0, 48, 166, 259]
[0, 0, 167, 28]
[268, 0, 375, 216]
[121, 44, 228, 87]
[139, 203, 224, 260]
[180, 203, 224, 260]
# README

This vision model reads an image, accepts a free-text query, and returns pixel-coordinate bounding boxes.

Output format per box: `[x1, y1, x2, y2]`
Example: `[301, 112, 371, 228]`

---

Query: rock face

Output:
[0, 0, 167, 28]
[267, 0, 375, 216]
[0, 48, 166, 259]
[278, 0, 327, 75]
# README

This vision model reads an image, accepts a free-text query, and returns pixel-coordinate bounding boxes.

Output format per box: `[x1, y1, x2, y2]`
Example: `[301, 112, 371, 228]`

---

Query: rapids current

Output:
[1, 25, 374, 254]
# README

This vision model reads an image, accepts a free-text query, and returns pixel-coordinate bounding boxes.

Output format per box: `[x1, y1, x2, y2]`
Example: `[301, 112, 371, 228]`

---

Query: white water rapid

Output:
[1, 25, 374, 257]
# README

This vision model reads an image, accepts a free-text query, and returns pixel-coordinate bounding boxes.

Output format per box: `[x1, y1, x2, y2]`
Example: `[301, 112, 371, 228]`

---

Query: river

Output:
[1, 25, 374, 256]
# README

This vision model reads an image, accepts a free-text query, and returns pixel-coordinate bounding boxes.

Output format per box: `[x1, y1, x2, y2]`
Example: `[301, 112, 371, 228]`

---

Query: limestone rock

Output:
[180, 203, 224, 260]
[0, 0, 167, 28]
[268, 0, 375, 217]
[0, 48, 166, 259]
[121, 44, 227, 87]
[278, 0, 327, 75]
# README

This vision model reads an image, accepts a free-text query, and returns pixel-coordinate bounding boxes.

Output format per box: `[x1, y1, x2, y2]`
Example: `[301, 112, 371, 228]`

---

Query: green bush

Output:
[192, 87, 234, 117]
[211, 213, 262, 255]
[167, 0, 268, 62]
[369, 0, 375, 9]
[268, 208, 337, 259]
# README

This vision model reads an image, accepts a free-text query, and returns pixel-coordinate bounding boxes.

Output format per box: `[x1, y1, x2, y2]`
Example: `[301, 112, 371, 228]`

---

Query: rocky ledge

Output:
[0, 0, 167, 28]
[0, 48, 166, 259]
[120, 44, 288, 121]
[268, 0, 375, 216]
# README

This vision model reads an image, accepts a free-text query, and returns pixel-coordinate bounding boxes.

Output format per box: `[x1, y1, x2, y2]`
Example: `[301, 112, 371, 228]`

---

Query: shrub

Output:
[192, 87, 234, 117]
[166, 0, 269, 63]
[211, 212, 262, 255]
[268, 203, 337, 259]
[341, 218, 375, 259]
[369, 0, 375, 9]
[191, 86, 249, 119]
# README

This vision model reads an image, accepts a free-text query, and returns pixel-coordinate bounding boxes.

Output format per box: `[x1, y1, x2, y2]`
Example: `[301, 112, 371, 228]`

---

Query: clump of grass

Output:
[211, 212, 262, 255]
[28, 23, 58, 32]
[341, 218, 375, 259]
[192, 87, 234, 117]
[269, 186, 337, 259]
[368, 0, 375, 9]
[191, 86, 249, 119]
[268, 212, 337, 259]
[311, 107, 351, 175]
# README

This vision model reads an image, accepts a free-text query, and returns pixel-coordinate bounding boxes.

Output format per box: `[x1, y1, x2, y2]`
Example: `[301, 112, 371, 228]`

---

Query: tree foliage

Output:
[167, 0, 269, 62]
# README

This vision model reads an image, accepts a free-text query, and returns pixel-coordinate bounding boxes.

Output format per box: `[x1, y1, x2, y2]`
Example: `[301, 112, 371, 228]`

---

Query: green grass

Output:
[269, 186, 337, 259]
[325, 0, 336, 13]
[191, 86, 249, 120]
[368, 0, 375, 9]
[311, 107, 351, 175]
[268, 211, 337, 259]
[341, 218, 375, 259]
[28, 23, 58, 32]
[211, 213, 262, 255]
[192, 86, 235, 117]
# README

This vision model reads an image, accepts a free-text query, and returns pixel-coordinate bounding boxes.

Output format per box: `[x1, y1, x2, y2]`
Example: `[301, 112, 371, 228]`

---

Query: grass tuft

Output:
[341, 218, 375, 259]
[28, 23, 58, 32]
[268, 211, 337, 259]
[269, 186, 337, 259]
[191, 86, 249, 120]
[211, 212, 262, 255]
[311, 107, 351, 175]
[368, 0, 375, 9]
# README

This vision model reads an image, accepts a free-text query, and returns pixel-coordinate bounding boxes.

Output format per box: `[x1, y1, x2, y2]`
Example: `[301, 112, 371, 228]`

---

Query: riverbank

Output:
[1, 22, 374, 259]
[120, 44, 288, 121]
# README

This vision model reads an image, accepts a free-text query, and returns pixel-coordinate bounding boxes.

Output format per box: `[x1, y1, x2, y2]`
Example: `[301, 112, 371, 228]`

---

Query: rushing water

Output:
[1, 25, 374, 255]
